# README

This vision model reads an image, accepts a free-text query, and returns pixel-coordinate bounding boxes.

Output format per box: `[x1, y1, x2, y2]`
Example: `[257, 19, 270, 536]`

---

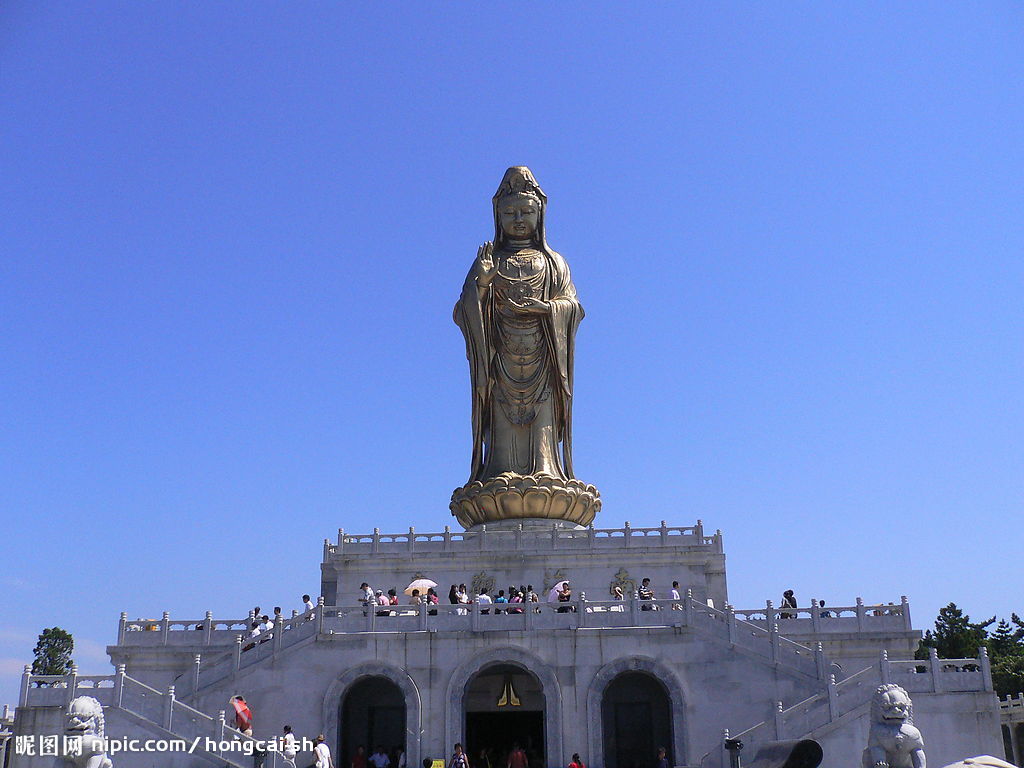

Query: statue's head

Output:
[871, 683, 913, 725]
[65, 695, 105, 738]
[492, 166, 548, 249]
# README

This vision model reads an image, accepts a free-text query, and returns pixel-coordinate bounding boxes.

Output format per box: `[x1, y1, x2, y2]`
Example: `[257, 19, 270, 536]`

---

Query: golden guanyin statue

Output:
[451, 167, 600, 529]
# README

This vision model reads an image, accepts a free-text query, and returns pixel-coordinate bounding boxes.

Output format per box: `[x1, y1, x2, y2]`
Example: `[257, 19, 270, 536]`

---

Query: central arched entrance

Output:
[339, 676, 406, 768]
[601, 672, 673, 768]
[464, 663, 545, 767]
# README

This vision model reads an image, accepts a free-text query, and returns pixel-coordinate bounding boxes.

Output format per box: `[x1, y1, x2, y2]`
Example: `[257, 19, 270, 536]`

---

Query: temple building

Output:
[9, 168, 1005, 768]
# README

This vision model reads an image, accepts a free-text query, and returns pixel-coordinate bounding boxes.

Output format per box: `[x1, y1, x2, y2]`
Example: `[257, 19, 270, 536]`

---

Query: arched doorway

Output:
[464, 663, 545, 768]
[601, 672, 673, 768]
[340, 676, 406, 768]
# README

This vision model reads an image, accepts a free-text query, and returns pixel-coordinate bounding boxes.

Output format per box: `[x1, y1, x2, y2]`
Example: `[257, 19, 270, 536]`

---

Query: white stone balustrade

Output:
[116, 594, 912, 647]
[323, 519, 721, 557]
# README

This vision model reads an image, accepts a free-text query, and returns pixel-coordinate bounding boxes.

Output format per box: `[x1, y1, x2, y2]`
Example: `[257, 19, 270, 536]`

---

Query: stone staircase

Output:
[19, 666, 287, 768]
[717, 648, 994, 766]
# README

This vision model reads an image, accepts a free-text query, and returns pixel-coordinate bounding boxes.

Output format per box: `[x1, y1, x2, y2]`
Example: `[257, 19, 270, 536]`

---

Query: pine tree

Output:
[988, 619, 1023, 658]
[915, 603, 993, 660]
[31, 627, 74, 676]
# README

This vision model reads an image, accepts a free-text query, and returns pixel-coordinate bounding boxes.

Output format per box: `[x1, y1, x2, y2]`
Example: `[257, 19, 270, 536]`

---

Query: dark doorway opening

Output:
[340, 676, 406, 768]
[465, 711, 544, 768]
[601, 672, 673, 768]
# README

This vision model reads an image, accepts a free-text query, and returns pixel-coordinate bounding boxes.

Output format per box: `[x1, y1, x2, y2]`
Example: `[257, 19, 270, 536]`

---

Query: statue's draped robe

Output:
[454, 247, 582, 483]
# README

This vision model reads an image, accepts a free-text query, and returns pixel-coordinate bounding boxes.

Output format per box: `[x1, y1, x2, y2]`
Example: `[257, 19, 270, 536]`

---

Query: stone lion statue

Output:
[59, 696, 112, 768]
[862, 684, 925, 768]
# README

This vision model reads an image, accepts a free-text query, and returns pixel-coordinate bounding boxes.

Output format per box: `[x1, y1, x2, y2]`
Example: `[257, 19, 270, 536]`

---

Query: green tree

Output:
[988, 618, 1024, 658]
[915, 603, 993, 660]
[31, 627, 74, 676]
[991, 654, 1024, 698]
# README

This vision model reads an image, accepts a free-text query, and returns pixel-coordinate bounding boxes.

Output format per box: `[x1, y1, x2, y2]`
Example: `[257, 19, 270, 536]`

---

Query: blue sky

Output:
[1, 3, 1022, 707]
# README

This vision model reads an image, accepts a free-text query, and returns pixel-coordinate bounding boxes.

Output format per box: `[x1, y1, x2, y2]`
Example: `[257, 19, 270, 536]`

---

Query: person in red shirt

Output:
[568, 754, 585, 768]
[352, 745, 367, 768]
[506, 744, 528, 768]
[230, 695, 252, 736]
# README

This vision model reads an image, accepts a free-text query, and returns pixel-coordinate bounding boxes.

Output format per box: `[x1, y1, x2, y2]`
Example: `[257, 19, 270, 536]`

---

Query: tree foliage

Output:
[31, 627, 74, 676]
[916, 603, 1023, 697]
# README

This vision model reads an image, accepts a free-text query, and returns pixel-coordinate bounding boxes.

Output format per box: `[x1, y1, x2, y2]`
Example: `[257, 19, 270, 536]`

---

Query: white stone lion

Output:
[862, 684, 925, 768]
[59, 696, 112, 768]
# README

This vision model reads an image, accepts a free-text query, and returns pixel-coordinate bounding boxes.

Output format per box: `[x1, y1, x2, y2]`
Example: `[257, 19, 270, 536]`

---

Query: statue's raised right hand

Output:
[476, 242, 497, 287]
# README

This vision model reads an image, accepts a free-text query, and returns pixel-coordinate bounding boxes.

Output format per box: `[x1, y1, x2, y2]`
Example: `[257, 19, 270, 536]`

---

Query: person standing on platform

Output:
[568, 754, 585, 768]
[448, 744, 470, 768]
[369, 745, 390, 768]
[656, 747, 669, 768]
[314, 736, 335, 768]
[281, 725, 297, 768]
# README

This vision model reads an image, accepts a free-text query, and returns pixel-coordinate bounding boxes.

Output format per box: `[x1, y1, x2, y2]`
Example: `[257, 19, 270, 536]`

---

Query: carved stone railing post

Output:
[19, 665, 31, 707]
[980, 646, 993, 691]
[443, 525, 451, 551]
[765, 599, 776, 627]
[371, 528, 380, 555]
[367, 603, 376, 632]
[726, 606, 738, 645]
[901, 595, 912, 630]
[114, 664, 125, 708]
[316, 597, 325, 635]
[164, 685, 175, 730]
[810, 599, 821, 633]
[161, 611, 170, 645]
[273, 616, 284, 653]
[827, 674, 838, 720]
[929, 647, 941, 692]
[215, 710, 226, 752]
[525, 600, 534, 630]
[773, 700, 784, 739]
[659, 520, 668, 545]
[408, 527, 415, 553]
[479, 524, 487, 551]
[880, 650, 891, 684]
[419, 600, 428, 631]
[550, 523, 558, 548]
[118, 612, 128, 644]
[193, 654, 202, 692]
[684, 590, 694, 626]
[203, 611, 213, 644]
[65, 664, 79, 705]
[855, 597, 865, 631]
[337, 528, 345, 551]
[815, 643, 827, 680]
[577, 591, 587, 629]
[471, 601, 481, 632]
[695, 518, 704, 540]
[630, 590, 640, 625]
[323, 538, 330, 561]
[233, 635, 243, 672]
[769, 624, 780, 664]
[624, 521, 632, 547]
[515, 523, 523, 551]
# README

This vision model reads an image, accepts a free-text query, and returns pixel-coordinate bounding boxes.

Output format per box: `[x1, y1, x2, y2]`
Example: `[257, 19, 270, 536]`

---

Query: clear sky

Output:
[1, 3, 1022, 708]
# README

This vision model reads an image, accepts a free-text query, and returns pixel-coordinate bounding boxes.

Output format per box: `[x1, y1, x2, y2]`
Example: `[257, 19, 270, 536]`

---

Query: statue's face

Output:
[498, 194, 540, 240]
[879, 690, 911, 722]
[65, 699, 100, 736]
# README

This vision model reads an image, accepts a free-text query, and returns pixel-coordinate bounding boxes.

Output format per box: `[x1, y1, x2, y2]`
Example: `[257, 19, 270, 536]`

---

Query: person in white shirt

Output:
[476, 589, 493, 615]
[369, 746, 390, 768]
[314, 735, 334, 768]
[302, 594, 316, 618]
[281, 725, 297, 768]
[670, 581, 682, 610]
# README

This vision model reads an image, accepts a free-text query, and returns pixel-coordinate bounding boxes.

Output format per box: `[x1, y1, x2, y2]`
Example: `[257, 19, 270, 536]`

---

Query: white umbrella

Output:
[404, 578, 437, 596]
[547, 581, 568, 602]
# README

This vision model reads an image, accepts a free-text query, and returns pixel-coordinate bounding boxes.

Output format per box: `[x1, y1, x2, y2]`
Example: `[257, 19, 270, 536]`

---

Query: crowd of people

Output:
[243, 595, 317, 650]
